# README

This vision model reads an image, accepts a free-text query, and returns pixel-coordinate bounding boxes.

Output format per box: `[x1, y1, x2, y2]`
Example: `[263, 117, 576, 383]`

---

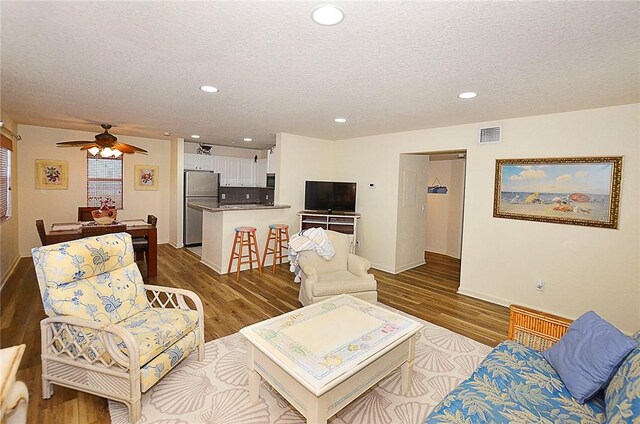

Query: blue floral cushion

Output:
[604, 331, 640, 422]
[425, 340, 605, 423]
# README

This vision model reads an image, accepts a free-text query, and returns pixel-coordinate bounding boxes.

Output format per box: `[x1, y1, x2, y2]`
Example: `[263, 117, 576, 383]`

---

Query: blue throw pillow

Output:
[542, 311, 637, 404]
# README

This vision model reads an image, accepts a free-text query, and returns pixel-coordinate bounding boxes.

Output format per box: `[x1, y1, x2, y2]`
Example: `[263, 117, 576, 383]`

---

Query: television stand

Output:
[297, 210, 361, 252]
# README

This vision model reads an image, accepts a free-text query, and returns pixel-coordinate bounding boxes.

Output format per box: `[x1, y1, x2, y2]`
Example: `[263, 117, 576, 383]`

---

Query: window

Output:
[0, 134, 12, 220]
[87, 153, 123, 208]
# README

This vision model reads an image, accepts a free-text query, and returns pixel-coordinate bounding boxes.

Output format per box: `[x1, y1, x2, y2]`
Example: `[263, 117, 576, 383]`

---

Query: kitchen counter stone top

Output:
[187, 200, 290, 212]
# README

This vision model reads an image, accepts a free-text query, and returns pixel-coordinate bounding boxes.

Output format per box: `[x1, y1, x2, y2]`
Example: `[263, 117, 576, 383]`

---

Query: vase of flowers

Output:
[91, 198, 117, 225]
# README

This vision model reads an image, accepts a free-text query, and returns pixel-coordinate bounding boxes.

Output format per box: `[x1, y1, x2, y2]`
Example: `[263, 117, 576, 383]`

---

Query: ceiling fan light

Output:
[88, 147, 100, 156]
[112, 149, 123, 157]
[100, 147, 113, 157]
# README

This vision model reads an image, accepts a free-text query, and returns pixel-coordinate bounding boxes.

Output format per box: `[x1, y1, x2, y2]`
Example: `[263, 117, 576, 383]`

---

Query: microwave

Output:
[266, 173, 275, 188]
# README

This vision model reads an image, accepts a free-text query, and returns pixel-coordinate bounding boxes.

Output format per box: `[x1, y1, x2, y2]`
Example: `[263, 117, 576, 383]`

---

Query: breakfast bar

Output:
[187, 201, 291, 274]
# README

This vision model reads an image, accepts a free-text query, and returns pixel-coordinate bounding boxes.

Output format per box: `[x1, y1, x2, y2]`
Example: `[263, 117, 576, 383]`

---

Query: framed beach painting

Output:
[134, 165, 158, 190]
[35, 159, 68, 189]
[493, 157, 622, 229]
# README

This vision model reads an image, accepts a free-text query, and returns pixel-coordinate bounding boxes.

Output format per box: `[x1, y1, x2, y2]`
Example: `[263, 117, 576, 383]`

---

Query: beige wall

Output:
[275, 133, 335, 233]
[280, 103, 638, 332]
[17, 125, 172, 256]
[425, 158, 466, 258]
[0, 112, 20, 286]
[170, 138, 184, 248]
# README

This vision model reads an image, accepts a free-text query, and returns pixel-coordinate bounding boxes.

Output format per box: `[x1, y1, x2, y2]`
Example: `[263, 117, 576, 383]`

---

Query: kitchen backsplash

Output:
[219, 187, 274, 205]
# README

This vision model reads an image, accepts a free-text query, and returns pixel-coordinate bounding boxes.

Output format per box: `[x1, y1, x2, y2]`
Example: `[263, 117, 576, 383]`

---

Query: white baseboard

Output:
[370, 263, 395, 274]
[0, 255, 21, 291]
[370, 260, 425, 275]
[456, 287, 511, 308]
[168, 240, 182, 249]
[394, 260, 426, 274]
[200, 257, 223, 274]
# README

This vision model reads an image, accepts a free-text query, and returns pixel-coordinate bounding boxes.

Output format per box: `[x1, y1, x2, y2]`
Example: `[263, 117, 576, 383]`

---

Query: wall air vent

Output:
[479, 125, 502, 144]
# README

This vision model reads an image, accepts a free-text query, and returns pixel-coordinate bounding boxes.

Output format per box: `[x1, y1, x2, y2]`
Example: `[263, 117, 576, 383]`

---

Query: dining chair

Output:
[36, 220, 47, 245]
[77, 206, 99, 222]
[133, 215, 157, 262]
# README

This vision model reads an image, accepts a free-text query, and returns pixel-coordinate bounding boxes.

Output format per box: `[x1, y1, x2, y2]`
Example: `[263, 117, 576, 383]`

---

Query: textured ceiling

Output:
[1, 1, 639, 150]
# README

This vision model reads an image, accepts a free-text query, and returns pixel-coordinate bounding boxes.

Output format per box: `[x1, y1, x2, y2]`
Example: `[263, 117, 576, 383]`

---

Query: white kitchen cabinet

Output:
[184, 153, 200, 170]
[184, 153, 214, 171]
[240, 159, 256, 186]
[256, 158, 267, 187]
[200, 155, 215, 171]
[267, 149, 276, 174]
[221, 157, 241, 186]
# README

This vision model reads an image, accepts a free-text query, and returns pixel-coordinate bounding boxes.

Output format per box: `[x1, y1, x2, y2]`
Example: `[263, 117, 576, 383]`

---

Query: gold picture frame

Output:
[35, 159, 68, 190]
[494, 156, 622, 229]
[134, 165, 159, 190]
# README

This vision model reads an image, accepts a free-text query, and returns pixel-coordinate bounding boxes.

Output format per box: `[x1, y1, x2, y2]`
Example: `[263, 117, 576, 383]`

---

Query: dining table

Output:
[44, 219, 157, 278]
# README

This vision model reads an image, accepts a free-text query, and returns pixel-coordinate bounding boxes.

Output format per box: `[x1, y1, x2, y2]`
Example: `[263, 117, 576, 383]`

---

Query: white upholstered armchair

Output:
[297, 230, 377, 306]
[31, 233, 204, 422]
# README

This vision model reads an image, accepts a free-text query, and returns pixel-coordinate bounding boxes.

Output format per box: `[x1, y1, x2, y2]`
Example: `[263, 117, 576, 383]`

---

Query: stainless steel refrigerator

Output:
[184, 171, 219, 246]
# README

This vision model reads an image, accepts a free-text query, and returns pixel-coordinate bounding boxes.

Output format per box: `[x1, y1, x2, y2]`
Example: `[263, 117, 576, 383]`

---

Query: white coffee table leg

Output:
[247, 345, 261, 405]
[306, 395, 328, 424]
[401, 335, 417, 395]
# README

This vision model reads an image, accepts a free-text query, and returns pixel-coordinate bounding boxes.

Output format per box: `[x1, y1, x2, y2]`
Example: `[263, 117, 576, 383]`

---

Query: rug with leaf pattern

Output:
[109, 305, 492, 424]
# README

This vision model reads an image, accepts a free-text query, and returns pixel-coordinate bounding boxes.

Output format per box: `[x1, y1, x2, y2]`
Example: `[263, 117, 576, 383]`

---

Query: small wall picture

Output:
[134, 165, 158, 190]
[494, 156, 622, 229]
[35, 159, 68, 189]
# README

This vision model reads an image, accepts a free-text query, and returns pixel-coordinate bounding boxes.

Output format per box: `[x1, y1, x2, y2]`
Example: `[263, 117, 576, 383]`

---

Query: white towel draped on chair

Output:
[288, 227, 335, 282]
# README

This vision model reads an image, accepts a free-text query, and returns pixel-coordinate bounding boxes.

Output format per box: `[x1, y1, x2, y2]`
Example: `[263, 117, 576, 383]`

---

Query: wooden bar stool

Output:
[262, 224, 290, 273]
[227, 226, 262, 280]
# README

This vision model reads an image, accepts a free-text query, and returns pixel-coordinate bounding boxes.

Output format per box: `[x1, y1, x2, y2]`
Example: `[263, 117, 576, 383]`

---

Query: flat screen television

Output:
[304, 181, 356, 213]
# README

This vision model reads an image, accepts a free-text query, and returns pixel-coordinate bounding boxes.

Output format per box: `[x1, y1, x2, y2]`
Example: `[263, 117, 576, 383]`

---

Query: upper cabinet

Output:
[266, 149, 276, 174]
[184, 153, 215, 171]
[185, 152, 260, 186]
[256, 158, 267, 187]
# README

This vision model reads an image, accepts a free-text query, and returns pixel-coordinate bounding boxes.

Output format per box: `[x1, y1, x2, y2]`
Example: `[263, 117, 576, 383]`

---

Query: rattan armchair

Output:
[32, 233, 204, 422]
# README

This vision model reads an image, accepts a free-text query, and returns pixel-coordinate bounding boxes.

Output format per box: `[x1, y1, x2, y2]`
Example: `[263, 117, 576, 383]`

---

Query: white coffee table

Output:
[240, 294, 423, 424]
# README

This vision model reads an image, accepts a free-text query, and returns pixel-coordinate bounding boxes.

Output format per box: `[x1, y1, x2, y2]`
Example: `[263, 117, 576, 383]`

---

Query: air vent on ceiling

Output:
[479, 125, 502, 145]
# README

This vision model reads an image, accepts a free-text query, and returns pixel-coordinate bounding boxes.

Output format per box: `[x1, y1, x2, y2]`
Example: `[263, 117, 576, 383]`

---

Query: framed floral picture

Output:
[134, 164, 158, 190]
[35, 159, 68, 189]
[494, 156, 623, 229]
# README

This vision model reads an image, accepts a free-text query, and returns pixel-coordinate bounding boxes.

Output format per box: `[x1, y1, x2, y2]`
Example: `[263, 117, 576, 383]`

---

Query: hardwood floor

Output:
[0, 246, 508, 424]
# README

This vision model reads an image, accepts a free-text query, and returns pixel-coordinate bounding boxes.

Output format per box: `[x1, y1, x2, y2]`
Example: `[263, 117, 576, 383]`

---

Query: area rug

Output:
[109, 306, 492, 424]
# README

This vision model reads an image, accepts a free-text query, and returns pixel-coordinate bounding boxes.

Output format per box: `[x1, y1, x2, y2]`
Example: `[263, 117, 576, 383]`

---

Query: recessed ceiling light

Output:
[163, 132, 171, 137]
[334, 118, 347, 123]
[458, 92, 477, 99]
[200, 85, 219, 93]
[191, 134, 200, 139]
[312, 5, 344, 26]
[243, 138, 252, 142]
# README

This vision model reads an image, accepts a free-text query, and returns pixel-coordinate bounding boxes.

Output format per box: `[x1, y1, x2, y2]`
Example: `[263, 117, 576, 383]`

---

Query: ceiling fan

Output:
[56, 124, 148, 157]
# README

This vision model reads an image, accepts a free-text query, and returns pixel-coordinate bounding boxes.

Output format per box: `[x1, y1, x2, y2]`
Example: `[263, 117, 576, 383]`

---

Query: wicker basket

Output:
[508, 305, 573, 350]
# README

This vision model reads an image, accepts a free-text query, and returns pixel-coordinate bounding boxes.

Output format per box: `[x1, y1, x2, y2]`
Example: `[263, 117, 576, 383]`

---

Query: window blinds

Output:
[0, 134, 11, 219]
[87, 154, 123, 208]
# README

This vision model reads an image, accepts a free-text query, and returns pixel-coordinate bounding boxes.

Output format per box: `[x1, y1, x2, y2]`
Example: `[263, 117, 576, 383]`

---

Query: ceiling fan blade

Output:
[79, 144, 99, 150]
[117, 143, 148, 154]
[56, 140, 94, 146]
[112, 143, 135, 153]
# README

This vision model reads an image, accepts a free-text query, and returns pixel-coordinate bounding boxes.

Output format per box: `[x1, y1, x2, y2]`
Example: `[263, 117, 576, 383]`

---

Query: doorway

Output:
[398, 150, 466, 287]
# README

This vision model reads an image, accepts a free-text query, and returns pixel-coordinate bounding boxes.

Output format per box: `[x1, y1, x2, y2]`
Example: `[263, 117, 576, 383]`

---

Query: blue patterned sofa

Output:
[425, 306, 640, 423]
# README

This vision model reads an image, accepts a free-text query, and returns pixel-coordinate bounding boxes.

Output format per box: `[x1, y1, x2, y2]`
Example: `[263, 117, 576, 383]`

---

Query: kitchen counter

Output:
[188, 201, 292, 275]
[187, 200, 290, 212]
